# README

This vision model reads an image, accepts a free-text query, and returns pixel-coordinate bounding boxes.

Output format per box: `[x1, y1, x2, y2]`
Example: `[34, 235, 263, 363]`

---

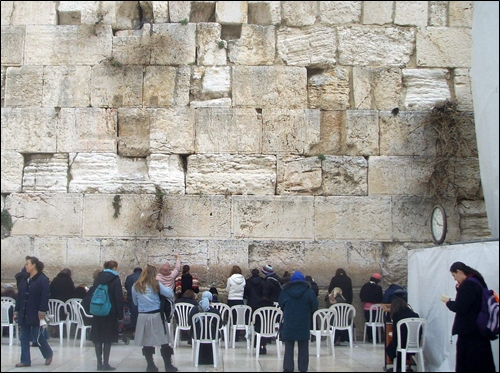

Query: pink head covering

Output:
[160, 263, 171, 276]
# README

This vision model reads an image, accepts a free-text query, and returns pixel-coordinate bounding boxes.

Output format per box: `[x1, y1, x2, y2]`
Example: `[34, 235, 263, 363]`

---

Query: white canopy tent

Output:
[408, 241, 499, 371]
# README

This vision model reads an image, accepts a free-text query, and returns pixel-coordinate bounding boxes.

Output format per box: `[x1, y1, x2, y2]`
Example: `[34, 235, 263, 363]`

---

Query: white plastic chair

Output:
[64, 298, 82, 342]
[229, 304, 252, 349]
[1, 297, 18, 345]
[47, 299, 67, 344]
[250, 306, 283, 359]
[310, 308, 334, 357]
[393, 318, 426, 372]
[329, 303, 356, 356]
[363, 303, 384, 345]
[211, 302, 230, 349]
[173, 303, 195, 349]
[191, 312, 221, 368]
[67, 300, 93, 348]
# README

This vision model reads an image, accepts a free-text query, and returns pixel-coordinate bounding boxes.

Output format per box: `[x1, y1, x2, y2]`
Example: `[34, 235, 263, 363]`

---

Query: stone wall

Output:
[0, 2, 490, 331]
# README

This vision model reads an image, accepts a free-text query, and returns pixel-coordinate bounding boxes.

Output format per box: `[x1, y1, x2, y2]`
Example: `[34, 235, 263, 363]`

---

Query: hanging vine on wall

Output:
[146, 185, 169, 232]
[425, 100, 473, 205]
[1, 209, 13, 239]
[112, 195, 122, 218]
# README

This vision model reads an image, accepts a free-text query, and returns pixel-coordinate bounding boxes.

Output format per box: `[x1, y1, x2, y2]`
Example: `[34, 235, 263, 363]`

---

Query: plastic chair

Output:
[250, 306, 283, 359]
[1, 297, 18, 345]
[329, 303, 356, 356]
[229, 304, 252, 349]
[363, 303, 384, 345]
[173, 303, 195, 349]
[47, 299, 67, 344]
[310, 308, 334, 357]
[191, 312, 221, 368]
[64, 298, 82, 342]
[393, 317, 426, 372]
[211, 302, 230, 349]
[67, 300, 93, 347]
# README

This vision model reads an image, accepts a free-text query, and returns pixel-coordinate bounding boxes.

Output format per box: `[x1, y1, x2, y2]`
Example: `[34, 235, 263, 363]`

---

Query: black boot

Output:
[102, 343, 116, 371]
[95, 343, 103, 370]
[160, 344, 178, 372]
[142, 346, 158, 372]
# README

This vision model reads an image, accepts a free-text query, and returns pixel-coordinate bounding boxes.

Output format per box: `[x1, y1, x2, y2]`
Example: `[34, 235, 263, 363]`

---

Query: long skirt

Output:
[134, 312, 170, 346]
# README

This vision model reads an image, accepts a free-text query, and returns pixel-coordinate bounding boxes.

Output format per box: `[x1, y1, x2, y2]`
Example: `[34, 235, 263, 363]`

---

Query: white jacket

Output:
[226, 273, 246, 300]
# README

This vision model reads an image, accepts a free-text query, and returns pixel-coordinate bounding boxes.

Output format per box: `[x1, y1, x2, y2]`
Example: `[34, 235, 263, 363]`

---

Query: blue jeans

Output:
[19, 324, 53, 365]
[283, 339, 309, 372]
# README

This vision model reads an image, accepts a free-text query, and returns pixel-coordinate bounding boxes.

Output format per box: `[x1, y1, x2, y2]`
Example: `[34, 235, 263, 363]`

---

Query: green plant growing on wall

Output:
[112, 195, 122, 218]
[146, 186, 168, 231]
[180, 18, 188, 25]
[1, 209, 13, 239]
[317, 154, 326, 161]
[105, 56, 123, 68]
[217, 39, 226, 49]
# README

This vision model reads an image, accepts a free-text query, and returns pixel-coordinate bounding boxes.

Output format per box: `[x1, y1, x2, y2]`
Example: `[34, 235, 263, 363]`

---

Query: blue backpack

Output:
[90, 282, 112, 317]
[468, 277, 499, 340]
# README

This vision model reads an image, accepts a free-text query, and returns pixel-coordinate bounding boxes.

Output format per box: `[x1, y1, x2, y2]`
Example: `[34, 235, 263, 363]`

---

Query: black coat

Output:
[386, 307, 420, 360]
[446, 277, 483, 335]
[359, 281, 383, 304]
[259, 274, 282, 302]
[328, 274, 353, 304]
[15, 272, 50, 326]
[124, 270, 142, 303]
[244, 273, 264, 311]
[49, 272, 75, 302]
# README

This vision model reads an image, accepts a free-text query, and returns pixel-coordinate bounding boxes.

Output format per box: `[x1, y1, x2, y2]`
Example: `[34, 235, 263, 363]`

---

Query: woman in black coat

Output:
[441, 261, 495, 372]
[85, 260, 124, 371]
[327, 268, 353, 306]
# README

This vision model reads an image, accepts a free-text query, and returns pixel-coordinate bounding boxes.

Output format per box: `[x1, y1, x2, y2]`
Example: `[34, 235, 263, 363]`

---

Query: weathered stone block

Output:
[186, 154, 276, 195]
[149, 107, 195, 154]
[6, 193, 82, 237]
[150, 23, 196, 65]
[403, 69, 451, 110]
[228, 24, 275, 65]
[191, 66, 231, 101]
[429, 1, 447, 26]
[42, 66, 91, 107]
[248, 1, 281, 26]
[306, 111, 345, 156]
[91, 64, 143, 107]
[117, 108, 150, 157]
[416, 27, 472, 67]
[196, 23, 227, 66]
[277, 155, 322, 195]
[215, 1, 248, 24]
[1, 26, 24, 66]
[66, 238, 105, 284]
[320, 1, 361, 25]
[449, 1, 473, 27]
[308, 68, 350, 109]
[281, 1, 316, 26]
[1, 150, 24, 193]
[394, 1, 428, 26]
[57, 108, 117, 153]
[168, 1, 190, 23]
[362, 1, 393, 25]
[4, 66, 43, 107]
[0, 236, 33, 279]
[112, 26, 152, 65]
[345, 110, 379, 156]
[454, 68, 474, 111]
[9, 1, 57, 25]
[321, 156, 368, 196]
[22, 154, 68, 193]
[148, 154, 186, 194]
[233, 196, 314, 239]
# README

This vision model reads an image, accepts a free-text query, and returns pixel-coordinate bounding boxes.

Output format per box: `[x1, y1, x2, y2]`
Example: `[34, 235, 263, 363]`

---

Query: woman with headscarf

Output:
[156, 254, 180, 292]
[188, 297, 221, 365]
[327, 268, 353, 306]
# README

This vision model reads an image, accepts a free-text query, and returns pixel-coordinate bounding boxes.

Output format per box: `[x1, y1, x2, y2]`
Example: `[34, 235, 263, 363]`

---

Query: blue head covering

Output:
[202, 291, 213, 301]
[290, 271, 305, 282]
[199, 298, 210, 311]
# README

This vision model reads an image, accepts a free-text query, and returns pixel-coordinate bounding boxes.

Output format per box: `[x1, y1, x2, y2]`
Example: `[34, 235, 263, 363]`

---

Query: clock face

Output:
[431, 205, 447, 244]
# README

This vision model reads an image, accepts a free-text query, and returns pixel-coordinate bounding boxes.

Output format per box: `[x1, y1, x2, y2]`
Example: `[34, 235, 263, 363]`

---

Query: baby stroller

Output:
[118, 300, 132, 344]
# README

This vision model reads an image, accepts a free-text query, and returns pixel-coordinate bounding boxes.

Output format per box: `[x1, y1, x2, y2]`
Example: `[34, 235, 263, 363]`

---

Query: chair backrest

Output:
[71, 300, 93, 325]
[212, 303, 231, 325]
[329, 303, 356, 328]
[174, 303, 195, 328]
[396, 317, 426, 352]
[1, 301, 13, 324]
[48, 299, 67, 323]
[1, 296, 16, 306]
[230, 304, 252, 327]
[311, 308, 333, 334]
[368, 303, 384, 325]
[191, 312, 221, 342]
[251, 306, 283, 337]
[65, 298, 83, 323]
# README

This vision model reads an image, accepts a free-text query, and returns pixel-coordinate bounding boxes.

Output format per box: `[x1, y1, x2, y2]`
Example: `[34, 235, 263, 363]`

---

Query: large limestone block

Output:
[276, 155, 322, 195]
[0, 236, 33, 279]
[168, 1, 191, 23]
[458, 200, 492, 241]
[8, 1, 57, 25]
[453, 158, 483, 200]
[112, 25, 152, 65]
[1, 150, 24, 193]
[315, 196, 392, 240]
[281, 1, 316, 26]
[215, 1, 248, 25]
[57, 108, 117, 153]
[262, 109, 320, 155]
[195, 107, 261, 153]
[233, 66, 307, 108]
[33, 237, 70, 280]
[368, 156, 435, 196]
[338, 27, 415, 67]
[91, 64, 143, 107]
[42, 66, 91, 107]
[403, 69, 451, 110]
[1, 107, 57, 153]
[186, 154, 276, 195]
[379, 111, 437, 156]
[362, 1, 393, 25]
[321, 156, 368, 196]
[4, 66, 43, 107]
[148, 154, 186, 194]
[352, 67, 403, 110]
[66, 238, 106, 283]
[143, 66, 185, 107]
[22, 154, 68, 193]
[58, 1, 117, 26]
[394, 1, 428, 26]
[6, 193, 82, 237]
[308, 68, 350, 110]
[24, 25, 113, 65]
[150, 23, 196, 65]
[117, 108, 150, 157]
[391, 197, 460, 243]
[306, 111, 345, 156]
[228, 24, 275, 65]
[196, 23, 227, 66]
[416, 27, 472, 67]
[454, 68, 474, 112]
[277, 27, 337, 67]
[248, 240, 307, 275]
[429, 1, 447, 26]
[449, 1, 473, 27]
[163, 195, 231, 238]
[233, 196, 314, 239]
[149, 107, 195, 154]
[345, 110, 379, 156]
[1, 26, 24, 66]
[191, 66, 231, 101]
[320, 1, 361, 25]
[248, 1, 281, 26]
[206, 240, 249, 284]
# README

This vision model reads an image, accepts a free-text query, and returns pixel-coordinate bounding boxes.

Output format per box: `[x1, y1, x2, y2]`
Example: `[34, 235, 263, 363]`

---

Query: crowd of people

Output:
[2, 257, 496, 372]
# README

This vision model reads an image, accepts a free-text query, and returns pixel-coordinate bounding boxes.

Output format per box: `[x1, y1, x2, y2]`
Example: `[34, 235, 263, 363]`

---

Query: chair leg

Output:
[372, 325, 376, 345]
[316, 332, 321, 357]
[401, 350, 407, 372]
[255, 335, 261, 358]
[59, 324, 64, 344]
[212, 341, 218, 367]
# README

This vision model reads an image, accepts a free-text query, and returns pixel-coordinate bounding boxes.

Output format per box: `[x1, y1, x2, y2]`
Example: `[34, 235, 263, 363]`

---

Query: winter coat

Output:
[446, 276, 484, 336]
[244, 273, 264, 311]
[226, 273, 246, 301]
[278, 280, 318, 341]
[386, 307, 420, 360]
[49, 272, 75, 302]
[260, 273, 282, 302]
[15, 271, 50, 326]
[359, 281, 383, 305]
[125, 269, 142, 302]
[328, 274, 353, 304]
[383, 284, 407, 304]
[181, 273, 199, 295]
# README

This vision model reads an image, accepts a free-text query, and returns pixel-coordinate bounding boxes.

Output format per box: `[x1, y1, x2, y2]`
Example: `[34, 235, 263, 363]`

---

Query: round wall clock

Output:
[431, 204, 447, 244]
